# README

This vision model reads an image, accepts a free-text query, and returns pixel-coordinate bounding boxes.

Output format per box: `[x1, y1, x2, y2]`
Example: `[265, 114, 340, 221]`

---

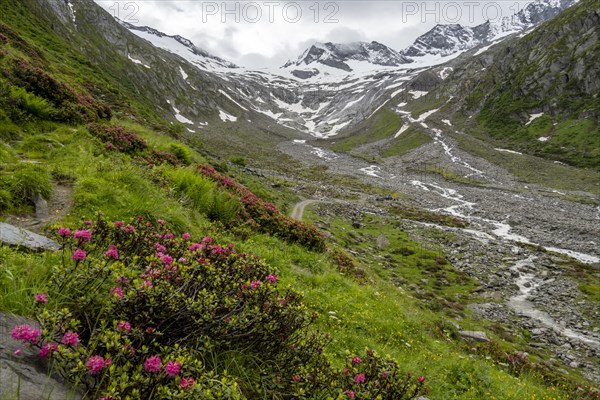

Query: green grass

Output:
[381, 127, 432, 158]
[330, 107, 402, 152]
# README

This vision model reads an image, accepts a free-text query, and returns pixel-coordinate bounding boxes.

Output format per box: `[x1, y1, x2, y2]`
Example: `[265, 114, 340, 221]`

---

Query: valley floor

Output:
[278, 125, 600, 385]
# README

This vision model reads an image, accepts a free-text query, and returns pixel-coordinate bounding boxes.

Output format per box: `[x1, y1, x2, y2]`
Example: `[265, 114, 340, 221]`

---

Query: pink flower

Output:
[146, 327, 154, 334]
[110, 287, 123, 299]
[161, 255, 173, 266]
[265, 274, 277, 284]
[164, 361, 181, 377]
[105, 245, 119, 259]
[182, 232, 191, 240]
[345, 390, 355, 399]
[418, 375, 426, 383]
[250, 280, 261, 289]
[157, 219, 165, 226]
[382, 371, 388, 378]
[165, 233, 174, 240]
[189, 243, 202, 252]
[292, 374, 301, 382]
[84, 220, 93, 227]
[86, 355, 105, 375]
[34, 293, 48, 304]
[114, 221, 124, 228]
[125, 225, 135, 233]
[354, 373, 365, 383]
[39, 342, 59, 358]
[73, 230, 91, 241]
[14, 349, 22, 356]
[155, 243, 167, 252]
[61, 331, 79, 346]
[11, 324, 41, 344]
[116, 321, 131, 333]
[180, 377, 195, 390]
[71, 249, 86, 261]
[144, 355, 161, 373]
[343, 367, 349, 376]
[351, 357, 361, 365]
[57, 227, 71, 237]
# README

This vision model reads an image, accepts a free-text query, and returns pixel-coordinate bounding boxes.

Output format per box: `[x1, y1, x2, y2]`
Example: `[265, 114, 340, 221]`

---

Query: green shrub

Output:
[230, 156, 246, 167]
[7, 163, 52, 205]
[0, 188, 12, 211]
[169, 143, 192, 165]
[9, 86, 54, 119]
[9, 216, 427, 399]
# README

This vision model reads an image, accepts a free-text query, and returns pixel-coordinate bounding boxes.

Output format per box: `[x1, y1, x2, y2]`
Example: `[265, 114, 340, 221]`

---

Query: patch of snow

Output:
[394, 125, 410, 139]
[293, 140, 306, 144]
[186, 128, 195, 133]
[538, 136, 550, 142]
[408, 90, 427, 99]
[310, 146, 339, 161]
[360, 165, 382, 178]
[219, 89, 248, 111]
[474, 43, 495, 56]
[438, 67, 453, 80]
[128, 54, 151, 69]
[67, 1, 76, 23]
[342, 95, 365, 110]
[218, 110, 238, 122]
[526, 112, 544, 125]
[495, 148, 523, 155]
[442, 119, 452, 126]
[179, 66, 188, 80]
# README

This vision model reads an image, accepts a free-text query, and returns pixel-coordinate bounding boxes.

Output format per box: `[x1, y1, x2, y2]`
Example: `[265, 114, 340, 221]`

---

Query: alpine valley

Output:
[0, 0, 599, 399]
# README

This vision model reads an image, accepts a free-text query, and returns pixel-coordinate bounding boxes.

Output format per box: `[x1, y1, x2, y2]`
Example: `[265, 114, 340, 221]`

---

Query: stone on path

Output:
[0, 222, 59, 251]
[33, 193, 49, 219]
[0, 313, 83, 400]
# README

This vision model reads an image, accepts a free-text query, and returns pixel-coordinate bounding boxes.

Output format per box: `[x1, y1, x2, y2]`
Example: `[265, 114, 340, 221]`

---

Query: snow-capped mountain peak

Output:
[282, 41, 411, 76]
[119, 21, 238, 71]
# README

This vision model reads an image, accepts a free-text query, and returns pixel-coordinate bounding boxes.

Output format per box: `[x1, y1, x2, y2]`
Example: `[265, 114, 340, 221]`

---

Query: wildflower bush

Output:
[87, 123, 148, 154]
[197, 165, 326, 251]
[8, 58, 111, 123]
[11, 215, 427, 399]
[330, 247, 366, 281]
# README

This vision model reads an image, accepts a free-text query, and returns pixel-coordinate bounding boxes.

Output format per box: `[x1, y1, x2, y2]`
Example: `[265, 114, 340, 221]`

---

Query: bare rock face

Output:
[0, 313, 83, 400]
[0, 223, 59, 251]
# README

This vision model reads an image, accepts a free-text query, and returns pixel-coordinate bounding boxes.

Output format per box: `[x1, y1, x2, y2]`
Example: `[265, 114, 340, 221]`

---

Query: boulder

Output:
[0, 223, 59, 251]
[458, 330, 490, 342]
[0, 313, 83, 400]
[33, 193, 49, 219]
[375, 233, 390, 249]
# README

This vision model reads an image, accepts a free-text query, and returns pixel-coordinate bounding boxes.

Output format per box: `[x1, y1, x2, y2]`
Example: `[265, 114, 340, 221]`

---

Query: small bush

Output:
[9, 86, 55, 119]
[7, 163, 52, 206]
[230, 156, 246, 167]
[0, 188, 12, 211]
[88, 123, 147, 154]
[169, 143, 192, 165]
[197, 165, 326, 251]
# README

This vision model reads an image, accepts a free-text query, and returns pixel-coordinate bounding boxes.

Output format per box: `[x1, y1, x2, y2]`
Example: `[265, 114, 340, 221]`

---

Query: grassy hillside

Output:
[1, 2, 599, 399]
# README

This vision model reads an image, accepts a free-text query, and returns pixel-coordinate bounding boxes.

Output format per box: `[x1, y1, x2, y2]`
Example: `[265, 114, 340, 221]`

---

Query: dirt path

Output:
[290, 199, 320, 221]
[5, 183, 74, 233]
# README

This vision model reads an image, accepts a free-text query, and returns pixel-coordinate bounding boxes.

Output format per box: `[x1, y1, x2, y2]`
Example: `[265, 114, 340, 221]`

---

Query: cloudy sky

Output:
[94, 1, 533, 68]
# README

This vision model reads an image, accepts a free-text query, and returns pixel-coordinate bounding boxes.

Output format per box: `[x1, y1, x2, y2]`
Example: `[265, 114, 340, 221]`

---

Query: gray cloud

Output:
[95, 0, 535, 68]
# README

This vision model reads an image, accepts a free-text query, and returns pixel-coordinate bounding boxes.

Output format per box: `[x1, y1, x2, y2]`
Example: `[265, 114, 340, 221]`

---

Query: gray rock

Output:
[0, 313, 83, 400]
[33, 193, 49, 219]
[0, 223, 59, 251]
[458, 330, 490, 342]
[375, 233, 390, 249]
